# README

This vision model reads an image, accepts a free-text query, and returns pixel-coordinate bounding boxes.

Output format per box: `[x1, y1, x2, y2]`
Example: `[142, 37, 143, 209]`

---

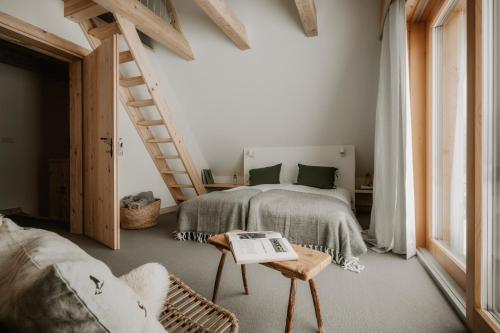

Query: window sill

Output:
[417, 248, 466, 324]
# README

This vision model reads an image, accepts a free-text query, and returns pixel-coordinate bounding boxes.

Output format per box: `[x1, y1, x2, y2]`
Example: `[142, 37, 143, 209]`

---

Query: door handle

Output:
[100, 137, 113, 158]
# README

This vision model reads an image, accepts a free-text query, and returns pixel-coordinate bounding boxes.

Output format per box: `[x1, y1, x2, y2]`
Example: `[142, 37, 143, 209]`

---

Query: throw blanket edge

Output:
[173, 231, 364, 273]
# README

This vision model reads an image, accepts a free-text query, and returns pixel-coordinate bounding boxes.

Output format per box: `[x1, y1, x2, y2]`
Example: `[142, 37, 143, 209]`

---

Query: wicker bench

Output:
[160, 275, 238, 333]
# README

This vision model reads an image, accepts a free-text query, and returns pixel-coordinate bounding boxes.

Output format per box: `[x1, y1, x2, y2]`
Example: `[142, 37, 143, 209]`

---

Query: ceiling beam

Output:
[294, 0, 318, 37]
[90, 0, 194, 60]
[193, 0, 250, 50]
[64, 0, 108, 23]
[164, 0, 183, 34]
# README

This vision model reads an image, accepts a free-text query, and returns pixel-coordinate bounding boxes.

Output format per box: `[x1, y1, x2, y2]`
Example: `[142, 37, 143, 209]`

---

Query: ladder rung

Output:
[88, 22, 120, 40]
[175, 195, 190, 202]
[162, 170, 188, 175]
[147, 138, 173, 143]
[155, 155, 180, 159]
[170, 184, 194, 188]
[119, 51, 134, 64]
[120, 76, 145, 87]
[137, 120, 163, 126]
[127, 99, 155, 107]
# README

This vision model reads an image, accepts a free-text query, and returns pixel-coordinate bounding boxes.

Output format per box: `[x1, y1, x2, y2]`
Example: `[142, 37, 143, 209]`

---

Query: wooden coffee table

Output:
[208, 233, 331, 333]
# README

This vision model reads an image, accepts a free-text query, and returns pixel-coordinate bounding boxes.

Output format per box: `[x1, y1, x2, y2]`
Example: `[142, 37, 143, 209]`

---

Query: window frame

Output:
[407, 0, 500, 331]
[481, 0, 500, 325]
[428, 0, 468, 290]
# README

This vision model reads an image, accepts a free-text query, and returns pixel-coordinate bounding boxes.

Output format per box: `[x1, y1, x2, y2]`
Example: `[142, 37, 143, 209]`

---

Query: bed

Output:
[176, 145, 367, 272]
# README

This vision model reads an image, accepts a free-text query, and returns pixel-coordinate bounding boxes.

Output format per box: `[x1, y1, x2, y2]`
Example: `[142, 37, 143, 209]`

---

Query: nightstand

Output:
[355, 188, 372, 229]
[355, 189, 373, 213]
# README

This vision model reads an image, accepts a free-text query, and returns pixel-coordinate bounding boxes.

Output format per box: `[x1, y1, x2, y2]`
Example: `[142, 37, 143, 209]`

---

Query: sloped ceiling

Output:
[152, 0, 381, 179]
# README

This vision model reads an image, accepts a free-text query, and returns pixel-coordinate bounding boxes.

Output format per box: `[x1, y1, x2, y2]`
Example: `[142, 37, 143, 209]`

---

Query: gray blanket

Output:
[175, 188, 367, 272]
[247, 189, 367, 272]
[175, 189, 261, 242]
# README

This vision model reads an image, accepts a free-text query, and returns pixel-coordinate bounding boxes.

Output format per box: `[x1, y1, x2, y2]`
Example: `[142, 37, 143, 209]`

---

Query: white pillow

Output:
[0, 218, 166, 333]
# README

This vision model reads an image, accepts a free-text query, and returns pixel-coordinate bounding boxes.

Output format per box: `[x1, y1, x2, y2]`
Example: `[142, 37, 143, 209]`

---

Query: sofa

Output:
[0, 216, 171, 332]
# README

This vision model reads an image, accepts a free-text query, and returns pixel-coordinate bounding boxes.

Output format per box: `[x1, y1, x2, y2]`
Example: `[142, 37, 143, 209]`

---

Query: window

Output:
[431, 0, 468, 265]
[409, 0, 500, 330]
[483, 0, 500, 324]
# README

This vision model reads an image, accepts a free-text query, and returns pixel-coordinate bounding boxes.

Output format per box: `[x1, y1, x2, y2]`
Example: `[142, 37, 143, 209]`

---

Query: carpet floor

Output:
[11, 214, 469, 333]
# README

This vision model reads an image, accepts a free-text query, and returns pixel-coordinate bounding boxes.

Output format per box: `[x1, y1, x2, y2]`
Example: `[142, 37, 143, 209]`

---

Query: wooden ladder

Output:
[80, 16, 206, 204]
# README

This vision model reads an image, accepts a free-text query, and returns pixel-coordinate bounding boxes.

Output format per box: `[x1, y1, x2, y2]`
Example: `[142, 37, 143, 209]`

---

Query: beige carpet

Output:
[14, 214, 468, 333]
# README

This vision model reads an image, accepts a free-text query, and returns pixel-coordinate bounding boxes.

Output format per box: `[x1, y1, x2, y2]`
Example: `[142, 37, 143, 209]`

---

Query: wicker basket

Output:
[161, 275, 238, 332]
[120, 198, 160, 229]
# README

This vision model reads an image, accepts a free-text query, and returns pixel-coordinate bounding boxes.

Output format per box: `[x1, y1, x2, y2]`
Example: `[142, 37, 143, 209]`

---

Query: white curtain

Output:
[367, 0, 416, 258]
[449, 9, 467, 258]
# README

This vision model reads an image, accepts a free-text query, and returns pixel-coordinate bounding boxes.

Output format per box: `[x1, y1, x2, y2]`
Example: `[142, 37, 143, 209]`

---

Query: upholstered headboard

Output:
[243, 145, 356, 201]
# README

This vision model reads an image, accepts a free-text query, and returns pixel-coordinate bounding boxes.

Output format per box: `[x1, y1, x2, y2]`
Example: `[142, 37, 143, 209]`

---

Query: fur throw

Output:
[120, 263, 169, 319]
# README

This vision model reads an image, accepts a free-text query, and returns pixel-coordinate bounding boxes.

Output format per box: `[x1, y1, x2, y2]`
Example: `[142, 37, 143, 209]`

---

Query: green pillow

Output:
[249, 163, 281, 186]
[296, 164, 338, 189]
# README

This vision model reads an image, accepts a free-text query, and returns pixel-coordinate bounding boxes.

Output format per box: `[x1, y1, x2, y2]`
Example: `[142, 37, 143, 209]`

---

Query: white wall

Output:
[157, 0, 381, 180]
[0, 0, 380, 206]
[0, 0, 208, 208]
[0, 63, 43, 214]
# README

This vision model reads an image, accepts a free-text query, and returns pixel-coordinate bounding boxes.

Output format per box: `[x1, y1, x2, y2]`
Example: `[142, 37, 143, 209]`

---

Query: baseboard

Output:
[416, 248, 467, 325]
[159, 205, 178, 215]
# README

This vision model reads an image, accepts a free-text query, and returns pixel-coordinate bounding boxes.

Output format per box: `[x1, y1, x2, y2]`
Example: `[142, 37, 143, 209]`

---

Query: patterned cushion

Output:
[0, 218, 166, 333]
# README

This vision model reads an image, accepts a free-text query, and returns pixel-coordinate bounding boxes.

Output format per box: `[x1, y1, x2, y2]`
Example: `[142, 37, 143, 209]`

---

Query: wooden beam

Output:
[0, 11, 89, 62]
[64, 0, 108, 23]
[79, 20, 102, 49]
[88, 21, 120, 40]
[164, 0, 183, 34]
[193, 0, 250, 50]
[294, 0, 318, 37]
[91, 0, 194, 60]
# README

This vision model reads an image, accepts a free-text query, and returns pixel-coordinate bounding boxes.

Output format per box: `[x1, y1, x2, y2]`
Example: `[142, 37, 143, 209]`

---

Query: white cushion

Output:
[0, 218, 167, 333]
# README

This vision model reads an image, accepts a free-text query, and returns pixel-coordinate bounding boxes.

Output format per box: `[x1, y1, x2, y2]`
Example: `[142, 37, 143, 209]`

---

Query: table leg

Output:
[212, 250, 227, 303]
[309, 279, 324, 333]
[285, 278, 297, 333]
[241, 264, 249, 295]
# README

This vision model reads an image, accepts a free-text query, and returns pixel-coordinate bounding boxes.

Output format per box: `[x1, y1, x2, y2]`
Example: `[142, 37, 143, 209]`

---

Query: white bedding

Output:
[228, 184, 352, 207]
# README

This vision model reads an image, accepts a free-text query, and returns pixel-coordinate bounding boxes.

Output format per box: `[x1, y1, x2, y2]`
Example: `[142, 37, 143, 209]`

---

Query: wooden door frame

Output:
[0, 11, 90, 234]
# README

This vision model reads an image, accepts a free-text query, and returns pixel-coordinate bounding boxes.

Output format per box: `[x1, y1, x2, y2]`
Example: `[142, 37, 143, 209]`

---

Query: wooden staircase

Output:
[78, 14, 206, 204]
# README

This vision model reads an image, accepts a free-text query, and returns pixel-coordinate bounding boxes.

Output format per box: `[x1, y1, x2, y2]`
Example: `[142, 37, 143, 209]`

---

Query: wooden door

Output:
[83, 35, 119, 249]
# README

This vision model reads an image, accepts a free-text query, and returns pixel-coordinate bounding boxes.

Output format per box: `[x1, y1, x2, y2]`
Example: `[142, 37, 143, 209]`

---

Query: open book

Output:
[226, 231, 299, 264]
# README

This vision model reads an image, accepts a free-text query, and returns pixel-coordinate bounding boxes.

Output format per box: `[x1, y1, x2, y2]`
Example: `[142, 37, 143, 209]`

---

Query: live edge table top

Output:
[208, 233, 332, 281]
